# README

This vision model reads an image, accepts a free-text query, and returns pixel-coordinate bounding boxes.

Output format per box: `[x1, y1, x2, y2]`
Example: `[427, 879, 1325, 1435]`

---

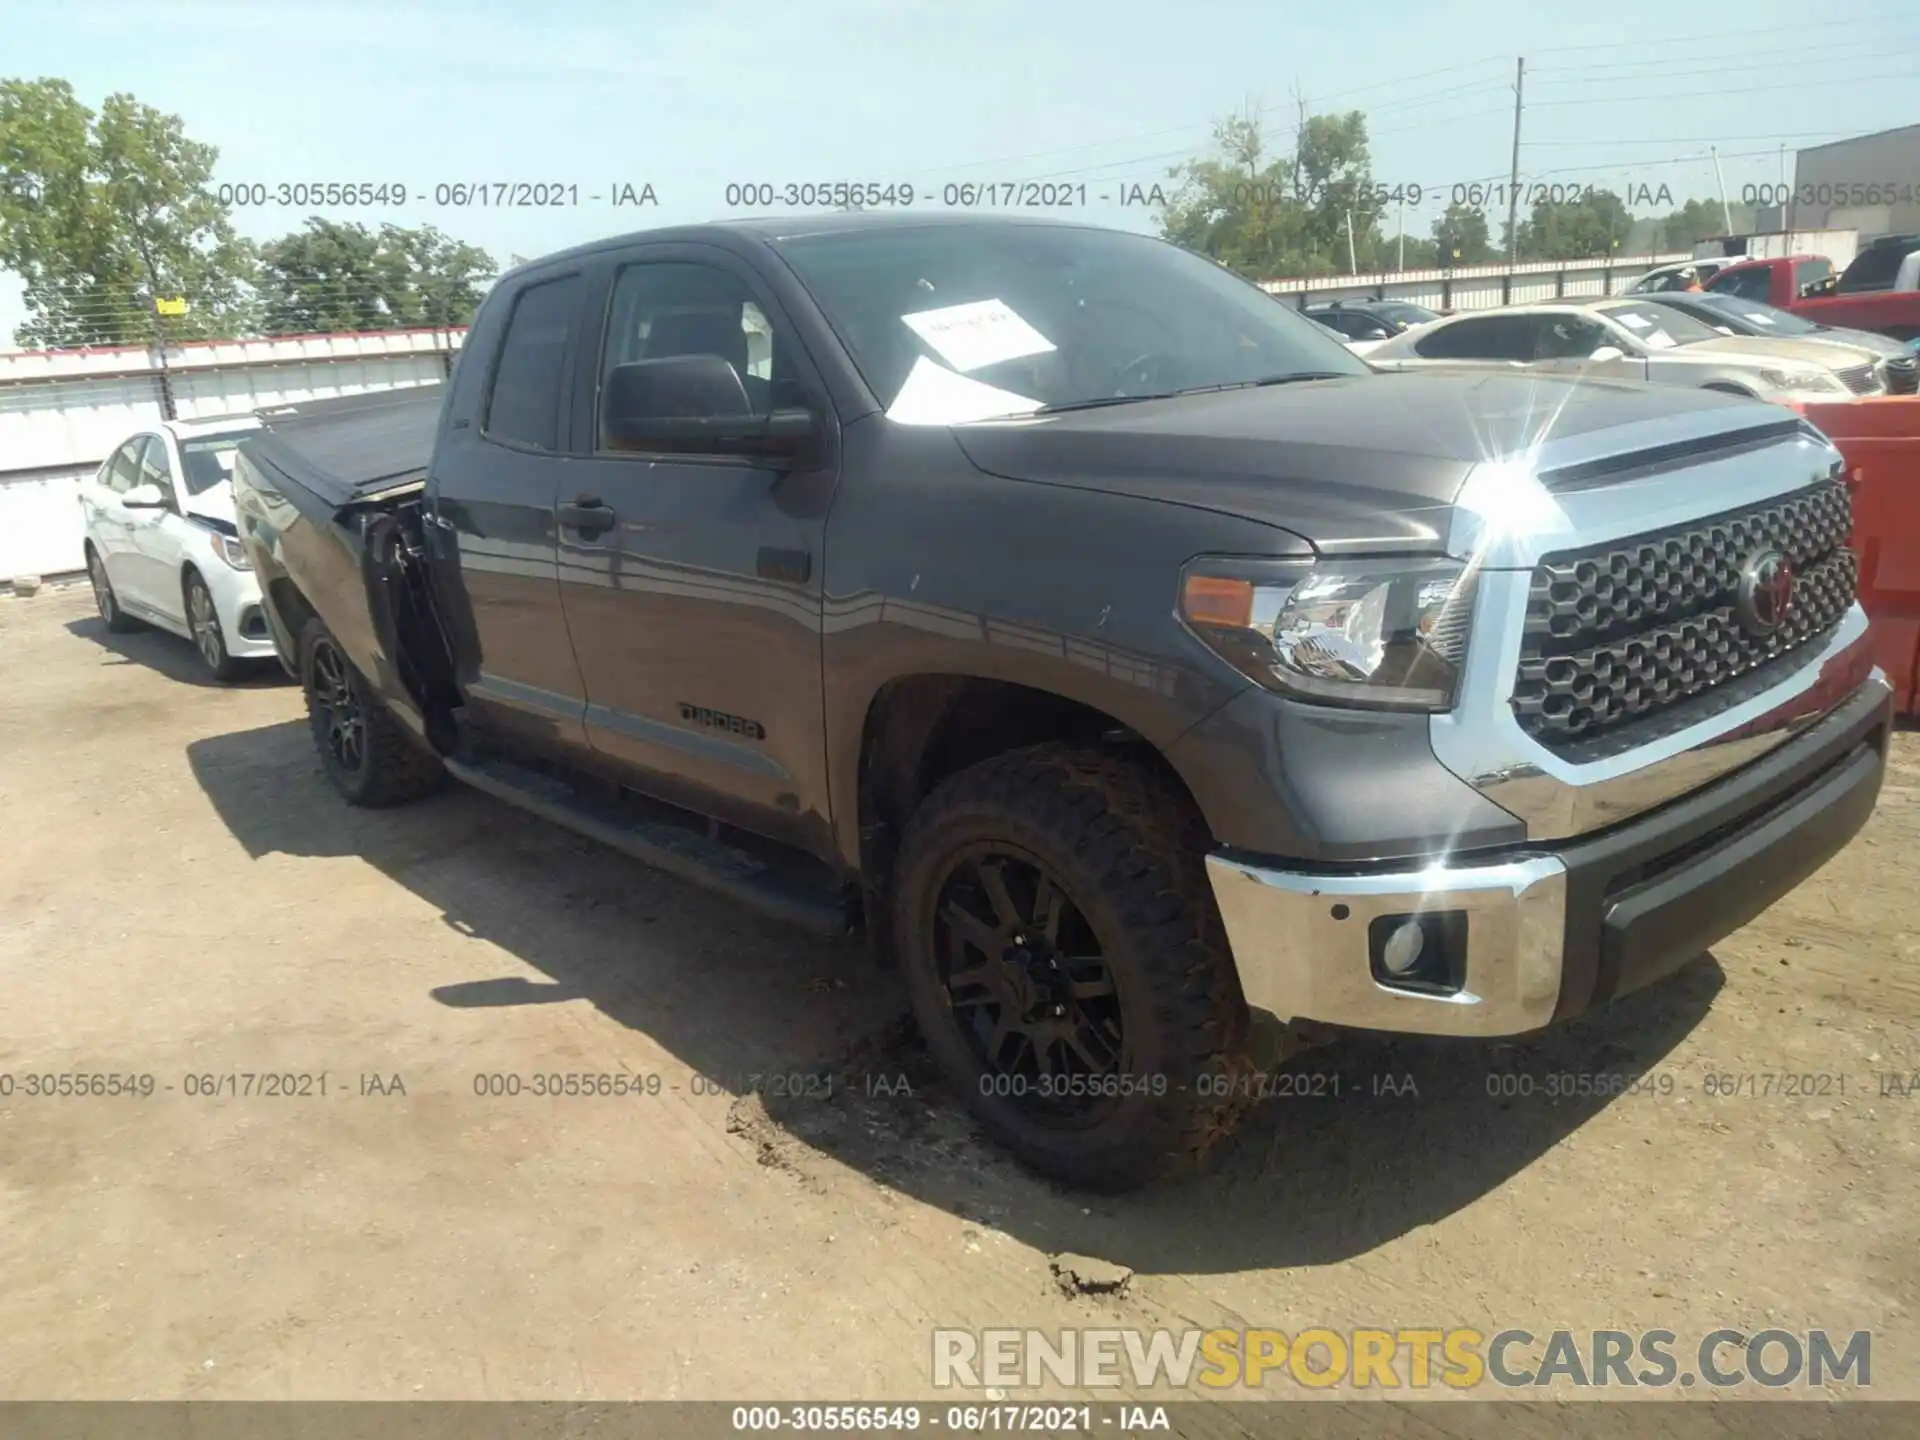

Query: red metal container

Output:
[1791, 395, 1920, 717]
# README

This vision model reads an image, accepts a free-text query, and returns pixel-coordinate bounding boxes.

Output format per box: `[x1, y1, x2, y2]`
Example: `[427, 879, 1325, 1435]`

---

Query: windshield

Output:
[1690, 294, 1820, 336]
[178, 432, 255, 496]
[1596, 301, 1723, 349]
[772, 222, 1367, 422]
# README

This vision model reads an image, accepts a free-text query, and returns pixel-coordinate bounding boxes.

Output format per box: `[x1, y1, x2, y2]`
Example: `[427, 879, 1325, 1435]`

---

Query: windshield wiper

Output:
[1030, 392, 1182, 415]
[1031, 371, 1351, 415]
[1172, 371, 1352, 396]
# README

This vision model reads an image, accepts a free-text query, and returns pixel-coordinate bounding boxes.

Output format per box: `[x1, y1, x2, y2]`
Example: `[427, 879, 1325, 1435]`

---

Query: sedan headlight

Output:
[1758, 367, 1844, 394]
[209, 531, 252, 571]
[1179, 556, 1477, 711]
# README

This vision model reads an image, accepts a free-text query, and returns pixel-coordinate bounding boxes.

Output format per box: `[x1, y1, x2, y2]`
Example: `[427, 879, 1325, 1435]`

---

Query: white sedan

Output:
[1364, 299, 1882, 403]
[80, 416, 276, 681]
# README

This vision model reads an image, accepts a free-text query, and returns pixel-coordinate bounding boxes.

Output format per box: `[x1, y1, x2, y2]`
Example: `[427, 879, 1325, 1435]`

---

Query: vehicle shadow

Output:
[66, 616, 290, 690]
[188, 718, 1721, 1276]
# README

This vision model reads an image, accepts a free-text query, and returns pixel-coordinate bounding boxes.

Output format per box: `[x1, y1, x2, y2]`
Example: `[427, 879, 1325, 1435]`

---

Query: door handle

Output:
[558, 500, 616, 537]
[756, 547, 812, 584]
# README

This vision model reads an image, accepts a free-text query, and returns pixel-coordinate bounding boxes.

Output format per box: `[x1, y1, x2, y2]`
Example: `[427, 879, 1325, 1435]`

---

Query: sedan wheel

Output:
[88, 550, 139, 633]
[185, 572, 242, 681]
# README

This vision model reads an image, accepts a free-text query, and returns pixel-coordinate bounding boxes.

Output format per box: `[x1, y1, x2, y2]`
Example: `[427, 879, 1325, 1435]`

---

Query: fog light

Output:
[1380, 919, 1425, 975]
[1368, 910, 1468, 995]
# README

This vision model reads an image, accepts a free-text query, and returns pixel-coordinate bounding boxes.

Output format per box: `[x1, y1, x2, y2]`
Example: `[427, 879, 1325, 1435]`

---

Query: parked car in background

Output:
[1623, 258, 1743, 294]
[1633, 290, 1919, 393]
[1301, 299, 1441, 340]
[1365, 297, 1887, 401]
[1708, 238, 1920, 342]
[1706, 254, 1839, 305]
[79, 416, 276, 681]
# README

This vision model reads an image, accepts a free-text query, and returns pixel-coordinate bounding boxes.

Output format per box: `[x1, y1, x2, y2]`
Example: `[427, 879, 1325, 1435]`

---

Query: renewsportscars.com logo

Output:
[930, 1327, 1872, 1392]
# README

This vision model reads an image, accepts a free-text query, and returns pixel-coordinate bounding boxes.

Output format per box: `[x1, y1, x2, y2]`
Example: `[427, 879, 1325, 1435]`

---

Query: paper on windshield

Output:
[885, 355, 1042, 425]
[1615, 313, 1652, 329]
[1643, 330, 1678, 350]
[1742, 311, 1778, 325]
[901, 299, 1056, 373]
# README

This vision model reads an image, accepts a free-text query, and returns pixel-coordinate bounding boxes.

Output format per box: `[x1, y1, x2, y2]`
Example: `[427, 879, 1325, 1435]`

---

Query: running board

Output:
[443, 756, 855, 937]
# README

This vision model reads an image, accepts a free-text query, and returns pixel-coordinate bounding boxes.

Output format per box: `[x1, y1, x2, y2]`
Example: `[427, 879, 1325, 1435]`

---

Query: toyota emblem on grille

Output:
[1736, 550, 1796, 635]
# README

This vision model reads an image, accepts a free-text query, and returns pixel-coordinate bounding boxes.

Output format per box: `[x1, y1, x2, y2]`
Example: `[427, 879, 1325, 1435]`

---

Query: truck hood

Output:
[949, 370, 1772, 554]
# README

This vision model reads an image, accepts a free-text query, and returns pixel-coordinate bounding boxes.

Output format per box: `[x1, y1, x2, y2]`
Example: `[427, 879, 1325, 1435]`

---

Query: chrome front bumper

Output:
[1209, 850, 1571, 1036]
[1208, 666, 1892, 1038]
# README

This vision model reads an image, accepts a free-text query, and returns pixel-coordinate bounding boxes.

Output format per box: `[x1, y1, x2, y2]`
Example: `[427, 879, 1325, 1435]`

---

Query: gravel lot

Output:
[2, 581, 1916, 1411]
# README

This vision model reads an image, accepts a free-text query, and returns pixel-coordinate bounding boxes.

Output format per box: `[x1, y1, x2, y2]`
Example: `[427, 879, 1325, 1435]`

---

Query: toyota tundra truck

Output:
[228, 215, 1893, 1190]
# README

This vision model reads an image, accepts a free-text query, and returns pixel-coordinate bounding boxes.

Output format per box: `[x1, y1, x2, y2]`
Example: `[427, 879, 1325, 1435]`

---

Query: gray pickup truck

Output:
[227, 214, 1892, 1190]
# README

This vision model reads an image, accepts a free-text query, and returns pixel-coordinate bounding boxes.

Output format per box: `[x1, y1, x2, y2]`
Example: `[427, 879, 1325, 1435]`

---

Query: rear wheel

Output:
[87, 546, 140, 633]
[299, 616, 444, 807]
[184, 570, 244, 682]
[891, 744, 1253, 1190]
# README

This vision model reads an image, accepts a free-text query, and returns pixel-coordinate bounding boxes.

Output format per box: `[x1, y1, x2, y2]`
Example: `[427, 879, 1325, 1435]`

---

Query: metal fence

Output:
[1260, 252, 1696, 312]
[0, 328, 465, 580]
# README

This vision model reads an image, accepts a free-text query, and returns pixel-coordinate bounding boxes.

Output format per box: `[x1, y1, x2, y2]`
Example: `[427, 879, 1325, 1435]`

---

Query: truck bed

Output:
[248, 382, 445, 508]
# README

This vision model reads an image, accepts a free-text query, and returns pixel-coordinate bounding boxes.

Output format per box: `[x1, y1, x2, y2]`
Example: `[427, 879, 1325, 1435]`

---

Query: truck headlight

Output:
[1759, 367, 1843, 394]
[209, 532, 253, 571]
[1179, 556, 1477, 711]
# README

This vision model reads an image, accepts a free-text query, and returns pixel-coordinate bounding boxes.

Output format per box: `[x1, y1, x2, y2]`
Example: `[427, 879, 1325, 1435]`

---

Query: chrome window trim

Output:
[1431, 421, 1867, 841]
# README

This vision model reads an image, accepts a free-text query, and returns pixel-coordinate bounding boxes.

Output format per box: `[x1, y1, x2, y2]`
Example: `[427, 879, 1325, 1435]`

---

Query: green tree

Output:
[1508, 188, 1635, 262]
[1431, 201, 1495, 267]
[1653, 197, 1757, 249]
[254, 218, 493, 335]
[0, 78, 254, 346]
[1158, 106, 1382, 279]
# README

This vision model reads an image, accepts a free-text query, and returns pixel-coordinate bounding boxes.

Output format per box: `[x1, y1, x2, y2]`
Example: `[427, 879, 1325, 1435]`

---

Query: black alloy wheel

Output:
[308, 634, 368, 777]
[932, 843, 1126, 1125]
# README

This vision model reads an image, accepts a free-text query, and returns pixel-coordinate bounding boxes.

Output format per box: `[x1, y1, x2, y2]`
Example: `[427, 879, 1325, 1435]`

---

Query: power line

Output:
[1528, 16, 1917, 54]
[1527, 68, 1919, 107]
[1527, 48, 1920, 89]
[1528, 34, 1920, 74]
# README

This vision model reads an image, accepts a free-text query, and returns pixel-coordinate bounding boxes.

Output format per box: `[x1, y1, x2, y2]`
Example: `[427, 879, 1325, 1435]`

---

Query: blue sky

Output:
[3, 0, 1917, 345]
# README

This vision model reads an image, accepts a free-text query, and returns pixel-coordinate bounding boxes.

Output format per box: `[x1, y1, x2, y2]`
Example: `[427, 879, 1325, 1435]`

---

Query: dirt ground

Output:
[2, 581, 1916, 1413]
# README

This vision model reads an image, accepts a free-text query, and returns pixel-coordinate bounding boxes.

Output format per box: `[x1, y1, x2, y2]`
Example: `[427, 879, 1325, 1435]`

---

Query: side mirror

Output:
[1589, 346, 1626, 363]
[122, 482, 170, 509]
[603, 356, 818, 463]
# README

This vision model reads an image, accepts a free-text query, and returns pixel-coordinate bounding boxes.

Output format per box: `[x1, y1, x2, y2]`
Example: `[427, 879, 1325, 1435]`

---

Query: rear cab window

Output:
[482, 273, 584, 450]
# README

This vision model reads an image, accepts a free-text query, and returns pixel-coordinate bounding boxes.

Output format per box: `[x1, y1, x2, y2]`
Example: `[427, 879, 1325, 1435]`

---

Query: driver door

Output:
[552, 244, 840, 855]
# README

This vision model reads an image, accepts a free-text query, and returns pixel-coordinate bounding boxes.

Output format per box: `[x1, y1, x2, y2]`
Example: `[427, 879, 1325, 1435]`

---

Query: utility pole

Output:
[1346, 208, 1357, 274]
[1504, 57, 1525, 271]
[1397, 192, 1405, 271]
[147, 297, 179, 422]
[1710, 145, 1734, 236]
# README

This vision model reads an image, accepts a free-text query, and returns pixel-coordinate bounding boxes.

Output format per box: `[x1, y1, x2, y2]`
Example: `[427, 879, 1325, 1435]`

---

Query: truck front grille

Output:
[1511, 479, 1855, 749]
[1835, 363, 1880, 395]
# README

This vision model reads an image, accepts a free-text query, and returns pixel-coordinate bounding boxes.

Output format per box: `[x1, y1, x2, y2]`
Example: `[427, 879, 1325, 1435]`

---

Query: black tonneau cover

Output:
[247, 383, 445, 508]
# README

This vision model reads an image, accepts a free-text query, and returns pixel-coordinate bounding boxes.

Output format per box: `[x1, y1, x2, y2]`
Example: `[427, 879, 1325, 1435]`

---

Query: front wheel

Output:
[891, 744, 1253, 1190]
[299, 616, 444, 807]
[184, 570, 244, 682]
